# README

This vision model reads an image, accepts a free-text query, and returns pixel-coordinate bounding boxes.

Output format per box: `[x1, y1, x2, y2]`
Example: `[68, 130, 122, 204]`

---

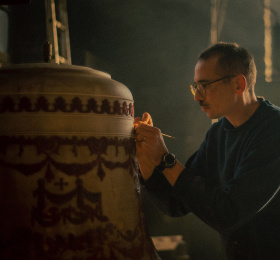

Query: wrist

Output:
[163, 161, 185, 186]
[156, 153, 176, 172]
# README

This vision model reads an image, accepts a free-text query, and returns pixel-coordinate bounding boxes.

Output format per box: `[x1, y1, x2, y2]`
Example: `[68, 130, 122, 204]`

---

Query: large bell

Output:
[0, 63, 159, 260]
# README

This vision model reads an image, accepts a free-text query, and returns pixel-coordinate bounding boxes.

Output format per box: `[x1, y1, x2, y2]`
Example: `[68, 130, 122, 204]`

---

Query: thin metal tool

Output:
[162, 133, 176, 139]
[134, 132, 176, 140]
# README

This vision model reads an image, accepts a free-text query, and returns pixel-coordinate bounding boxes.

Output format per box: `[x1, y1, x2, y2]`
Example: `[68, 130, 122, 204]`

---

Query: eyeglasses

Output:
[190, 75, 237, 98]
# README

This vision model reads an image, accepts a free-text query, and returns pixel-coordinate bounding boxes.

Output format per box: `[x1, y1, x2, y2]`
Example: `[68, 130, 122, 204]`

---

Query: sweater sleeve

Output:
[139, 138, 208, 218]
[140, 167, 190, 217]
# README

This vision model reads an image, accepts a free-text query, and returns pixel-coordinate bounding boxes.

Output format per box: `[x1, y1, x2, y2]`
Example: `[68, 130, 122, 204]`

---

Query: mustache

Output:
[199, 101, 209, 107]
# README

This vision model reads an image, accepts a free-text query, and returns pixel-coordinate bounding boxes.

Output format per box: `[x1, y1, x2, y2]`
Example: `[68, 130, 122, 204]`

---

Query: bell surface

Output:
[0, 63, 159, 260]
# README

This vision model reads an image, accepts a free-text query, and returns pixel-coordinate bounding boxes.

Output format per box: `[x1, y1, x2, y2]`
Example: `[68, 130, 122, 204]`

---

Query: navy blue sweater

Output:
[141, 99, 280, 259]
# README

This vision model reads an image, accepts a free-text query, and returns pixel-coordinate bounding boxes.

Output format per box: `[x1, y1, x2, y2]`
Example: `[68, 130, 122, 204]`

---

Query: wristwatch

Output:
[156, 153, 176, 171]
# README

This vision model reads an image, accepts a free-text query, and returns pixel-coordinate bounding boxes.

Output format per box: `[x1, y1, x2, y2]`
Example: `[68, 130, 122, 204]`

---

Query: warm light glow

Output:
[210, 0, 218, 45]
[264, 0, 273, 82]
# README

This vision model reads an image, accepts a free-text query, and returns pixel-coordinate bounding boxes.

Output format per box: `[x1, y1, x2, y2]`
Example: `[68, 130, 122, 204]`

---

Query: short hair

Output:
[198, 42, 257, 92]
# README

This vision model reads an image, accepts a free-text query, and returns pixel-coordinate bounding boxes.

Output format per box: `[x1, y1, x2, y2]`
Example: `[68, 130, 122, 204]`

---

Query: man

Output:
[134, 42, 280, 259]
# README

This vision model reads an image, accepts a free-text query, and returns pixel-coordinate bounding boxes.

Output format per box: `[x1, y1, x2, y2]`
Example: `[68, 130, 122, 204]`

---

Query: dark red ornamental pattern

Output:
[0, 92, 159, 259]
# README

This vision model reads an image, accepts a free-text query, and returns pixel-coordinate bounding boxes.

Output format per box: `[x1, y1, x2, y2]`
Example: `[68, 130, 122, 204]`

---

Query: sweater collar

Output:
[223, 97, 267, 132]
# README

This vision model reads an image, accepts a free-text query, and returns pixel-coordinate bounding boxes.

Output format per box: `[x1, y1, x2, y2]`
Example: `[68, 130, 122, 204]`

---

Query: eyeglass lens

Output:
[190, 84, 205, 97]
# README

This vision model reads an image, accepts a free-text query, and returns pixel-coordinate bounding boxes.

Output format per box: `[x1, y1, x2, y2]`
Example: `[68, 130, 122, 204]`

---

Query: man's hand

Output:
[134, 112, 153, 129]
[134, 113, 168, 180]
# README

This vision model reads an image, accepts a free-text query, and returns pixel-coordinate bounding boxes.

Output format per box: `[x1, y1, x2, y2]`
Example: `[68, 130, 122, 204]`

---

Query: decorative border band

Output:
[0, 136, 136, 181]
[0, 96, 134, 116]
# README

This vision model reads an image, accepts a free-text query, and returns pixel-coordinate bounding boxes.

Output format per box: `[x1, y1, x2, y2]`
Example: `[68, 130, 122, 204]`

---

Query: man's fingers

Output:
[134, 113, 153, 129]
[142, 112, 153, 126]
[134, 117, 142, 128]
[142, 112, 150, 122]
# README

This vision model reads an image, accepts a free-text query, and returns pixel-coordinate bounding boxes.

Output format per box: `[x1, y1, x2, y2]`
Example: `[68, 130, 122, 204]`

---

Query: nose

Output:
[194, 89, 204, 102]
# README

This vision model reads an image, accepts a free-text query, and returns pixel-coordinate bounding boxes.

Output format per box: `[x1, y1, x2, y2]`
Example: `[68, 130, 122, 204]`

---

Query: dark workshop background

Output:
[1, 0, 280, 259]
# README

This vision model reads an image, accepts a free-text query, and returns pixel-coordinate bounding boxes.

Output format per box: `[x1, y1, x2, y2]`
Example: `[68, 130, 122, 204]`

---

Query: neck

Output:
[226, 94, 260, 128]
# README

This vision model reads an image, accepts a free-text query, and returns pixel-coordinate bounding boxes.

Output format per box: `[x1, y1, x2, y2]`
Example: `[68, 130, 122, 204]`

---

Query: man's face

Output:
[193, 56, 236, 119]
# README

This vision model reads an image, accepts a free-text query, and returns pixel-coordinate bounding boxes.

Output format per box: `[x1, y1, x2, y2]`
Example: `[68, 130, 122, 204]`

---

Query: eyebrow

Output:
[194, 79, 210, 84]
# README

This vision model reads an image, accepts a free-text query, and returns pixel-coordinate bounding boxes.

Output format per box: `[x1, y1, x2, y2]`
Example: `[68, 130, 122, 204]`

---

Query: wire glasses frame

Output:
[190, 75, 237, 98]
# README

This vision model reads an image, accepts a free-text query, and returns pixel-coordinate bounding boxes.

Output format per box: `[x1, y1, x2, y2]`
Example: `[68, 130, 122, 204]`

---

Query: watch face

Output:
[164, 153, 176, 167]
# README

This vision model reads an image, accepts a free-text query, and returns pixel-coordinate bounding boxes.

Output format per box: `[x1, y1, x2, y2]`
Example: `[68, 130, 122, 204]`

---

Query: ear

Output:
[235, 75, 246, 95]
